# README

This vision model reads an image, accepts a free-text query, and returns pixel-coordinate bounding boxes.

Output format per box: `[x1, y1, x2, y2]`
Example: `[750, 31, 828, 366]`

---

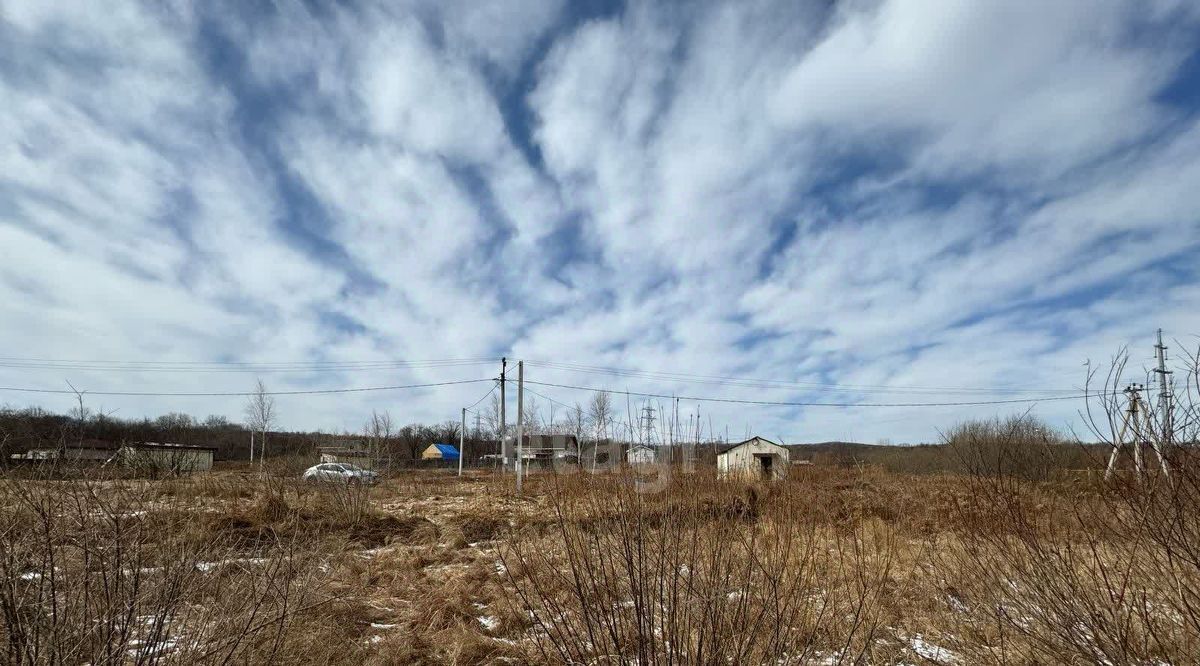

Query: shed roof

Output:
[128, 442, 218, 452]
[432, 443, 460, 459]
[320, 448, 372, 457]
[715, 436, 785, 456]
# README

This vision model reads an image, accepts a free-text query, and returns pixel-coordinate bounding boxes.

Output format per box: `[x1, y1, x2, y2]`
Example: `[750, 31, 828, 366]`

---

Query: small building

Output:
[11, 440, 214, 474]
[318, 447, 374, 470]
[503, 434, 579, 470]
[717, 437, 789, 481]
[421, 443, 460, 461]
[11, 439, 116, 464]
[578, 440, 617, 469]
[627, 444, 656, 465]
[117, 442, 215, 474]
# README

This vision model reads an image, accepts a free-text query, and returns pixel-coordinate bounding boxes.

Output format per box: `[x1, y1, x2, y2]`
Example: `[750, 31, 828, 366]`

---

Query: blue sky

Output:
[1, 0, 1199, 442]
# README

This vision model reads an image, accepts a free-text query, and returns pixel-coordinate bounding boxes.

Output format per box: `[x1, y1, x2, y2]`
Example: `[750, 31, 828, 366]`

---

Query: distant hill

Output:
[785, 441, 930, 456]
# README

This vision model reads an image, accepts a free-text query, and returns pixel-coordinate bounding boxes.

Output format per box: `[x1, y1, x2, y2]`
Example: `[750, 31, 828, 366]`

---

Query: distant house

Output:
[11, 438, 115, 464]
[627, 444, 656, 466]
[318, 447, 373, 470]
[12, 440, 214, 474]
[503, 434, 579, 470]
[117, 442, 215, 473]
[578, 440, 617, 469]
[421, 443, 460, 461]
[717, 437, 789, 481]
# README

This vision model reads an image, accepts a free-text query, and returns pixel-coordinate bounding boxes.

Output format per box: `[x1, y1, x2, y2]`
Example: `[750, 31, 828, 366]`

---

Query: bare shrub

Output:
[498, 472, 898, 664]
[946, 413, 1076, 481]
[937, 350, 1200, 664]
[0, 474, 331, 664]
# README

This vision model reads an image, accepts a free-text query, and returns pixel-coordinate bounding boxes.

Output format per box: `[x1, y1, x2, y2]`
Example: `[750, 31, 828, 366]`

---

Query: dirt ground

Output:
[3, 463, 1197, 664]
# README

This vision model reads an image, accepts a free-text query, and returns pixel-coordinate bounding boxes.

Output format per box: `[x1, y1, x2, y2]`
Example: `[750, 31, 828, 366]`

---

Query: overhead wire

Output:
[523, 359, 1080, 396]
[0, 354, 1090, 408]
[522, 385, 577, 412]
[463, 380, 500, 413]
[0, 357, 496, 374]
[0, 354, 1083, 397]
[522, 379, 1087, 408]
[0, 378, 494, 398]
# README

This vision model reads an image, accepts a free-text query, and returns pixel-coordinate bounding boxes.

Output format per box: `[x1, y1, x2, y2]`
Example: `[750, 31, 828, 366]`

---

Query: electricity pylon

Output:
[1104, 383, 1170, 481]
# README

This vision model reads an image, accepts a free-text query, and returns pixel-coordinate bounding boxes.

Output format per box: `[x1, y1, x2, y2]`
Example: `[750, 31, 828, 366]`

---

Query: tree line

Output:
[0, 404, 477, 466]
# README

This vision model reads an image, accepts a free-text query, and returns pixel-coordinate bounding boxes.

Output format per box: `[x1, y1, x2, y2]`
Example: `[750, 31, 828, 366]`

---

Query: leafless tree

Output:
[244, 379, 276, 467]
[363, 410, 394, 470]
[482, 394, 503, 441]
[588, 391, 613, 440]
[522, 396, 542, 436]
[587, 391, 614, 472]
[562, 402, 586, 442]
[65, 380, 89, 451]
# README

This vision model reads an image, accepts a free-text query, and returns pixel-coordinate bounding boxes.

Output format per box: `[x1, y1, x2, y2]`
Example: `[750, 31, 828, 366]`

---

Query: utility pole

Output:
[1154, 329, 1173, 445]
[516, 360, 524, 494]
[1105, 383, 1170, 481]
[249, 430, 254, 464]
[500, 357, 507, 472]
[673, 397, 679, 447]
[459, 407, 465, 477]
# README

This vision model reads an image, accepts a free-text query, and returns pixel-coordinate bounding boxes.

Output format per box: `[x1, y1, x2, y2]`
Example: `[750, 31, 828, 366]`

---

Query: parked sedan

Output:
[302, 463, 379, 484]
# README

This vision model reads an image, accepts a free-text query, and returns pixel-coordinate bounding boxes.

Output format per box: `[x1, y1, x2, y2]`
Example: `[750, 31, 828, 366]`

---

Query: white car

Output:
[302, 463, 379, 484]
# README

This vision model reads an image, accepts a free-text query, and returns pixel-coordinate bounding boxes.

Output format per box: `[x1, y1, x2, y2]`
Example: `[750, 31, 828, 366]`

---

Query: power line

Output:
[522, 385, 575, 412]
[0, 355, 494, 365]
[522, 379, 1087, 408]
[464, 381, 500, 413]
[523, 359, 1080, 396]
[0, 357, 496, 374]
[0, 378, 494, 398]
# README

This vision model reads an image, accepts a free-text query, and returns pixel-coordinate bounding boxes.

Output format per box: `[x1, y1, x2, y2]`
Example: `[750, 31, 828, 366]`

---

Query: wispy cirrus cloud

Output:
[1, 0, 1197, 441]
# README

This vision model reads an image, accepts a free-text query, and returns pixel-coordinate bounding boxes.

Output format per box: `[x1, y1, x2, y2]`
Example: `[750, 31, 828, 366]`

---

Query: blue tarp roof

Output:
[432, 443, 459, 460]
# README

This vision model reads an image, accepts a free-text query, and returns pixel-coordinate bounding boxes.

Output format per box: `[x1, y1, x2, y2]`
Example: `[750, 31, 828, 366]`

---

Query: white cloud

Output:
[769, 0, 1189, 181]
[433, 0, 564, 74]
[1, 0, 1198, 443]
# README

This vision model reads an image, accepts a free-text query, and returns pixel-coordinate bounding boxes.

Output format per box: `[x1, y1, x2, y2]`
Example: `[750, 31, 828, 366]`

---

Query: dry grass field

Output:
[2, 440, 1197, 665]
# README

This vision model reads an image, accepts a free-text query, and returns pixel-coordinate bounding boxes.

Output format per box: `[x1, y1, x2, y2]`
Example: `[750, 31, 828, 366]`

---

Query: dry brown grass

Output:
[1, 456, 1196, 664]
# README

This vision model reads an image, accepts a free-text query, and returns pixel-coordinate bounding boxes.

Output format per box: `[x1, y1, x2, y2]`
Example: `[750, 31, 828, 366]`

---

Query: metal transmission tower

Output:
[639, 404, 657, 445]
[1153, 329, 1173, 445]
[1105, 383, 1170, 481]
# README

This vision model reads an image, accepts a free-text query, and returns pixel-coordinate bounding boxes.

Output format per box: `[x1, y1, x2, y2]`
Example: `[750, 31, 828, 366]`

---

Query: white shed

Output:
[627, 444, 656, 466]
[717, 437, 788, 481]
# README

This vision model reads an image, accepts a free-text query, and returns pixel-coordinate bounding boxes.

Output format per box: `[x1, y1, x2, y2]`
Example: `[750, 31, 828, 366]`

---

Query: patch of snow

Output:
[478, 616, 500, 631]
[358, 546, 394, 559]
[195, 557, 266, 573]
[908, 634, 960, 664]
[805, 650, 844, 665]
[490, 636, 519, 646]
[370, 622, 397, 629]
[127, 638, 178, 657]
